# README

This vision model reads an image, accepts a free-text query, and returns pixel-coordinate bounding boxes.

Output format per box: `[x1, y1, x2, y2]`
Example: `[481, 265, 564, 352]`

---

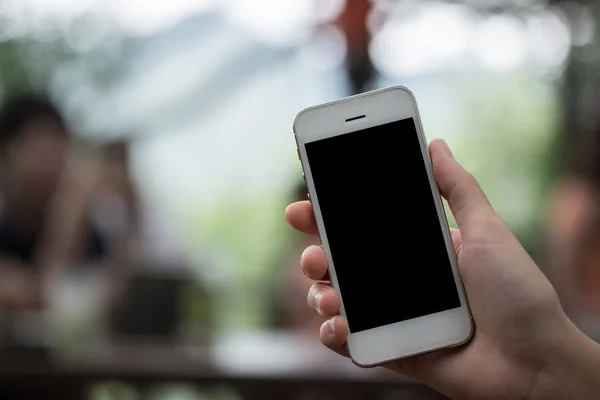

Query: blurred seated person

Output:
[0, 94, 114, 314]
[270, 182, 323, 336]
[546, 126, 600, 340]
[93, 139, 187, 273]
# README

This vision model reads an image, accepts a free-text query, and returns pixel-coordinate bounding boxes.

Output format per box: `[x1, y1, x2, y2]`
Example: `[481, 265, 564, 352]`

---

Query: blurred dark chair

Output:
[109, 273, 185, 340]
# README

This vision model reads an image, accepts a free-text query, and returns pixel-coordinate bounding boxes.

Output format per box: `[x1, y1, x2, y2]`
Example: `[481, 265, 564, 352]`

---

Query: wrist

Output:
[528, 318, 600, 400]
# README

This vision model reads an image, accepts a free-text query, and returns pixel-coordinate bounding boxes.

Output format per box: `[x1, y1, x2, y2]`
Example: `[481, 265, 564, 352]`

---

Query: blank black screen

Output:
[305, 118, 461, 333]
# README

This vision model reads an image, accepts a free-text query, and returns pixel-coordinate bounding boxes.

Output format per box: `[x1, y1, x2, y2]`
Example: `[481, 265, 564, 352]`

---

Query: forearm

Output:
[531, 322, 600, 400]
[35, 184, 90, 272]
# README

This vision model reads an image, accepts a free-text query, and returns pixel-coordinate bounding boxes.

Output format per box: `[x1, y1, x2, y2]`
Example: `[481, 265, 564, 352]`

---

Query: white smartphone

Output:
[293, 86, 473, 367]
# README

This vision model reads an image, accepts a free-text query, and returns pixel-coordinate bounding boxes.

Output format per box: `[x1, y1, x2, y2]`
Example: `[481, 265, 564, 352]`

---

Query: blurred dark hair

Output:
[0, 93, 68, 150]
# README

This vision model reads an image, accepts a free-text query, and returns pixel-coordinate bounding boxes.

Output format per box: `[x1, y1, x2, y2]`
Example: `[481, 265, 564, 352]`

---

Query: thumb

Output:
[429, 139, 495, 238]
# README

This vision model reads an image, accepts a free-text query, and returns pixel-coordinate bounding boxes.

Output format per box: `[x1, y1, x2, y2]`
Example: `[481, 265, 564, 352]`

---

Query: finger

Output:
[301, 245, 330, 281]
[285, 201, 319, 236]
[307, 282, 340, 317]
[320, 316, 350, 357]
[429, 140, 497, 240]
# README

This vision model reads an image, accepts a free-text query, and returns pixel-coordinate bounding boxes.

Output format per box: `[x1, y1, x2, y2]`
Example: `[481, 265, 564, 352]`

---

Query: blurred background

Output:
[1, 0, 600, 398]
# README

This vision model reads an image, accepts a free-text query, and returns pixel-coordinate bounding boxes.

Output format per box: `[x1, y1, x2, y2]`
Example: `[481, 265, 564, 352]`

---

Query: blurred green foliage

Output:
[90, 381, 140, 400]
[0, 18, 129, 105]
[449, 72, 560, 259]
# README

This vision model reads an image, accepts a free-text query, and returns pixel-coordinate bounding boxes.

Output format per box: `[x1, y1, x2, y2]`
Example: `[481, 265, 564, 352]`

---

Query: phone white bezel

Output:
[293, 86, 473, 367]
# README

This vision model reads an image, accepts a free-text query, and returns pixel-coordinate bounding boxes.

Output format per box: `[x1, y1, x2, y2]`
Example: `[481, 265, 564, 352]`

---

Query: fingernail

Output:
[439, 139, 454, 159]
[314, 291, 325, 316]
[323, 318, 336, 336]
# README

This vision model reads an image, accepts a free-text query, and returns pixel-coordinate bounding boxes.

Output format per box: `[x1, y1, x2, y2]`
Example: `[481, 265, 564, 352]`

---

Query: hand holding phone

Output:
[287, 87, 596, 399]
[293, 87, 472, 366]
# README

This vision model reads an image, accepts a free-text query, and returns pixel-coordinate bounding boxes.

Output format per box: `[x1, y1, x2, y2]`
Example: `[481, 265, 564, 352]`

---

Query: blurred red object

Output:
[333, 0, 371, 51]
[332, 0, 374, 94]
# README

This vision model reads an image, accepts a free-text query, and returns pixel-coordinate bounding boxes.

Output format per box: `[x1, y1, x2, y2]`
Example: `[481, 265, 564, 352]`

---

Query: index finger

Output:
[285, 201, 319, 236]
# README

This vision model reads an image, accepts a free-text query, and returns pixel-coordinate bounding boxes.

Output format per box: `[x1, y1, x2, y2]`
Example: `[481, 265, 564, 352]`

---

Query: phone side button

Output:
[297, 148, 301, 160]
